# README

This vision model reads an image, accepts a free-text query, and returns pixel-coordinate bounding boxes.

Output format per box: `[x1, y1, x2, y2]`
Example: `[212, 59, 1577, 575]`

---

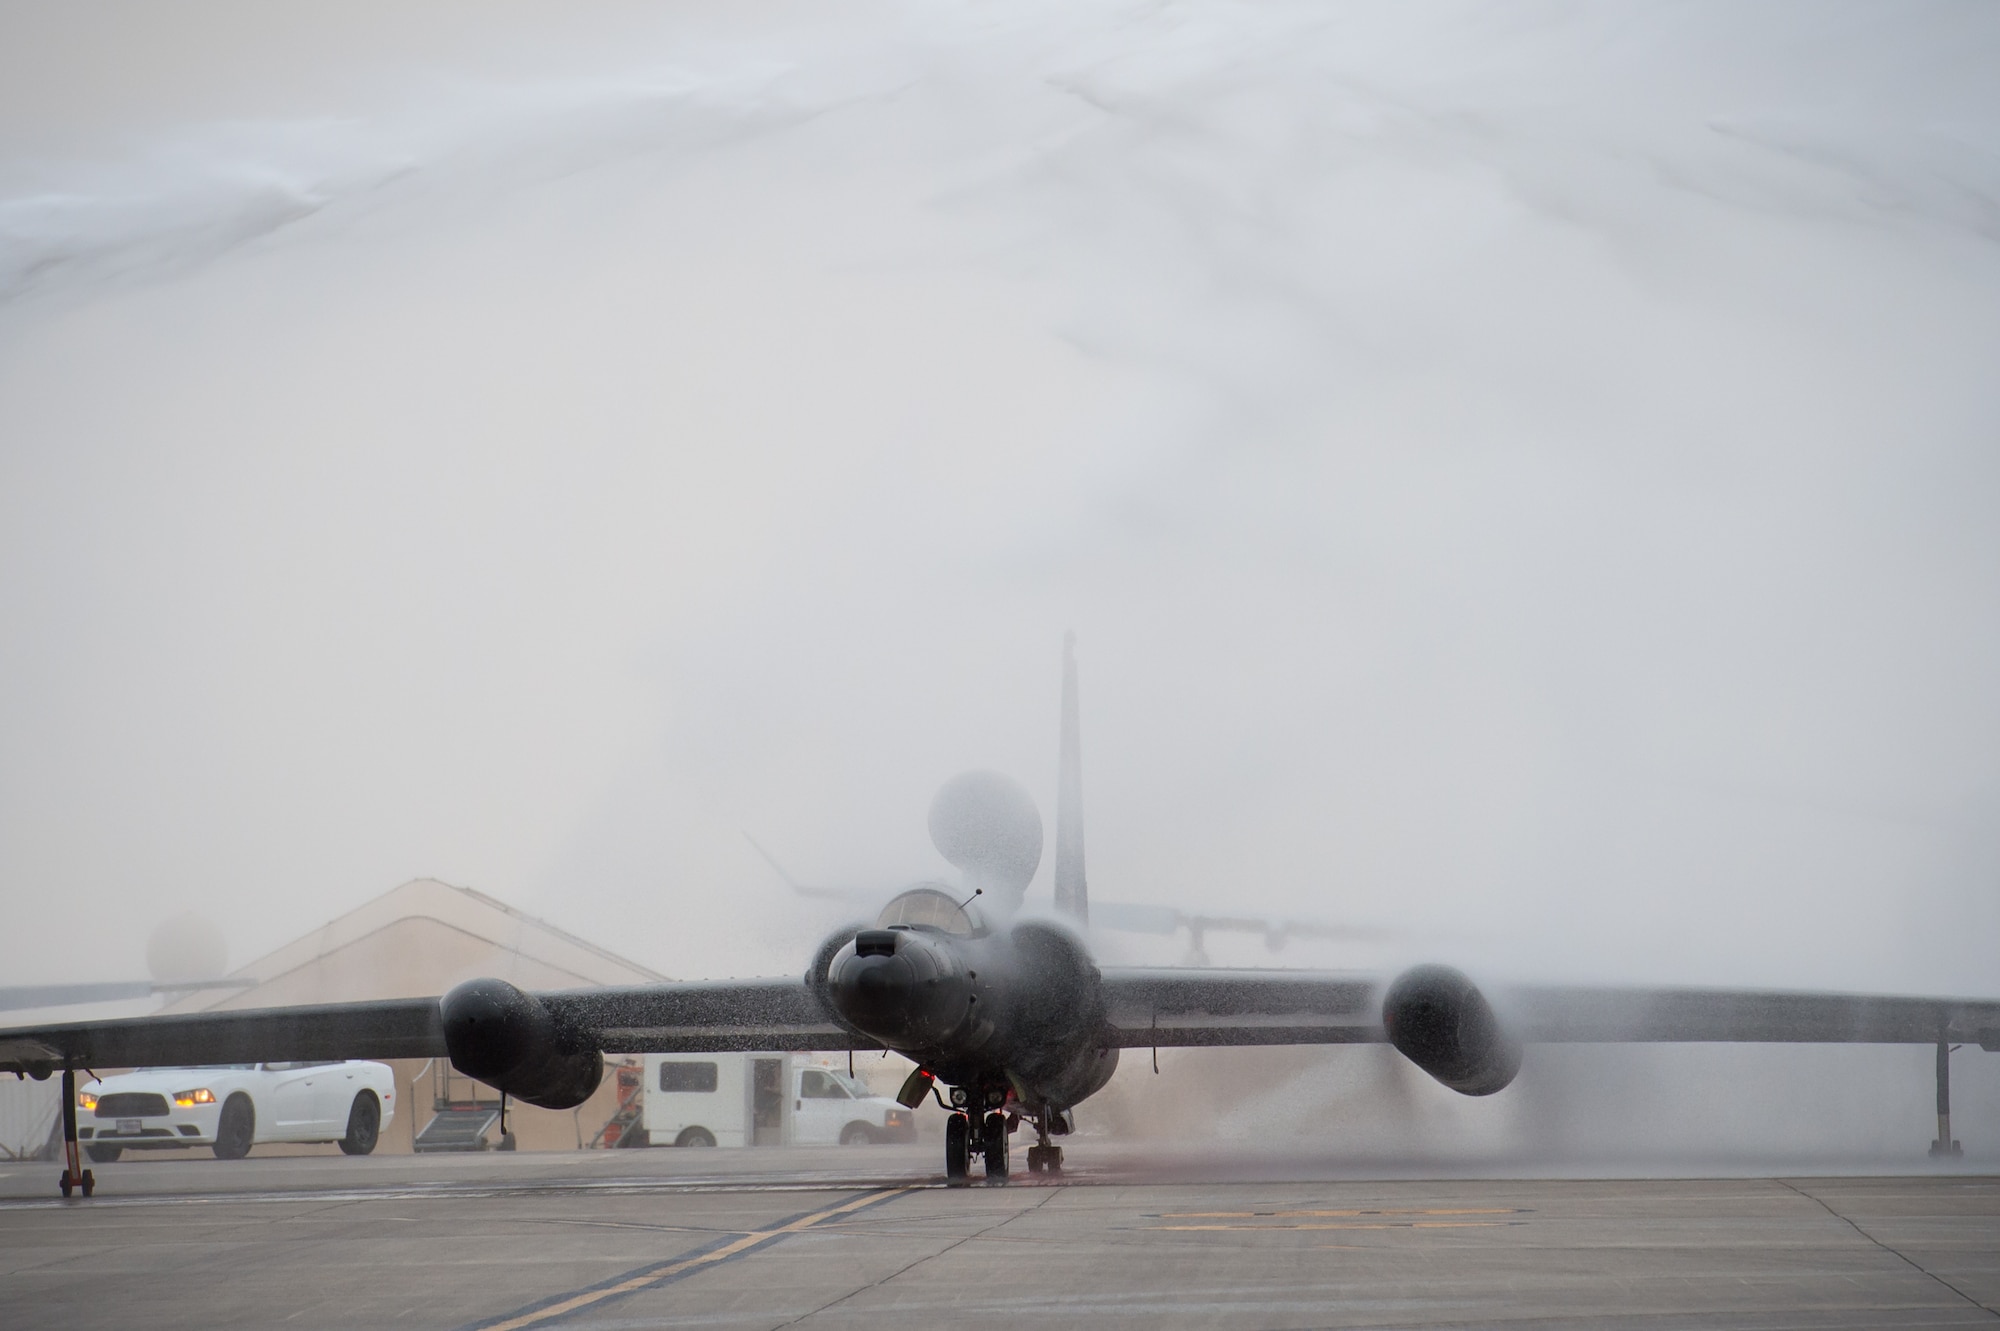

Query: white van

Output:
[640, 1053, 917, 1148]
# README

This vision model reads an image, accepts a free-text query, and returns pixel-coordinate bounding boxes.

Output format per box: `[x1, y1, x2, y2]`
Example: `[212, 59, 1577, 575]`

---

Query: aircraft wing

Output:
[544, 981, 870, 1054]
[0, 997, 449, 1073]
[1099, 967, 1386, 1047]
[1504, 984, 2000, 1047]
[8, 971, 1999, 1076]
[1098, 967, 2000, 1050]
[0, 979, 864, 1076]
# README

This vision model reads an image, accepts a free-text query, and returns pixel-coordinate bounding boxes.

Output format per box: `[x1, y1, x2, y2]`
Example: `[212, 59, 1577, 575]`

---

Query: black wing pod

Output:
[826, 928, 971, 1050]
[1382, 964, 1521, 1096]
[439, 977, 604, 1110]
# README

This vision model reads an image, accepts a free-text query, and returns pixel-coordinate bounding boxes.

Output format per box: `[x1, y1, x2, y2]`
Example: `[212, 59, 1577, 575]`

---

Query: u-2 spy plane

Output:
[6, 638, 2000, 1195]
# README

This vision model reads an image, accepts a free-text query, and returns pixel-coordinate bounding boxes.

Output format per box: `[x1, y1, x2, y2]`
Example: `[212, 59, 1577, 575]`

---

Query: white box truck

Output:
[641, 1053, 918, 1148]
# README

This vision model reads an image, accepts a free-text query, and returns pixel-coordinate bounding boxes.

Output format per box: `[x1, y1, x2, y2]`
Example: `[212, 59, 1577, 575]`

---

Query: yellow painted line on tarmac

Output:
[1149, 1220, 1512, 1232]
[476, 1187, 915, 1331]
[1158, 1207, 1520, 1219]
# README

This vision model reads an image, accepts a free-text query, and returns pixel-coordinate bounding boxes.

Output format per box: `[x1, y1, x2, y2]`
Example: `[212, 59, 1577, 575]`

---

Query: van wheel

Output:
[212, 1095, 255, 1160]
[675, 1127, 716, 1148]
[839, 1123, 876, 1146]
[338, 1091, 380, 1156]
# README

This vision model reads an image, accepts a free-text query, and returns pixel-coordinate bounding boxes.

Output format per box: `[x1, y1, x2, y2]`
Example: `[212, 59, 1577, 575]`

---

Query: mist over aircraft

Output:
[4, 639, 1999, 1194]
[749, 639, 1395, 968]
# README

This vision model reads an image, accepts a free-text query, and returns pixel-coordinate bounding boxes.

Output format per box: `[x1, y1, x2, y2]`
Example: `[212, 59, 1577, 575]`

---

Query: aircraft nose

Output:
[840, 952, 915, 1020]
[826, 930, 970, 1049]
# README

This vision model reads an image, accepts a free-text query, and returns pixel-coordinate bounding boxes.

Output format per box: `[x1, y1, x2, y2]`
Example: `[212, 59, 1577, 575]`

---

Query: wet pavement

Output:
[3, 1143, 1997, 1329]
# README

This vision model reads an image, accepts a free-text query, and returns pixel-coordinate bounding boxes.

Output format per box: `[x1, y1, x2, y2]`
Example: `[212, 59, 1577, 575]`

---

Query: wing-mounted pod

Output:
[439, 978, 604, 1110]
[1381, 964, 1520, 1096]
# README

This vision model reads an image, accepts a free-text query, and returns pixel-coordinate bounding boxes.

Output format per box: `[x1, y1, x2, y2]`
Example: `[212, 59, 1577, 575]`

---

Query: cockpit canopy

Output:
[873, 885, 983, 937]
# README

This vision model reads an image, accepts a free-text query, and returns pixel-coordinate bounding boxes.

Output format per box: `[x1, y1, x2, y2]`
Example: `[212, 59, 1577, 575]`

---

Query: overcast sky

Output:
[1, 0, 1996, 995]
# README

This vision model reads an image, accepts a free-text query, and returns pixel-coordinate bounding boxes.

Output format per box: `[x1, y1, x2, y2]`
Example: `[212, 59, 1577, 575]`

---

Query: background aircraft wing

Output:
[1099, 967, 1387, 1047]
[0, 978, 258, 1013]
[0, 979, 863, 1075]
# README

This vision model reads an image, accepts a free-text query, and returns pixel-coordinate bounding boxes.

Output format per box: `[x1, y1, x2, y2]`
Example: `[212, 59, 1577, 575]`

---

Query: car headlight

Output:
[77, 1090, 97, 1111]
[173, 1088, 217, 1106]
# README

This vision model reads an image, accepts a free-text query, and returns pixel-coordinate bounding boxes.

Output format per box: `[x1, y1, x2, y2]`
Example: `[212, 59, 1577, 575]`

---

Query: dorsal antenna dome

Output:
[927, 770, 1043, 911]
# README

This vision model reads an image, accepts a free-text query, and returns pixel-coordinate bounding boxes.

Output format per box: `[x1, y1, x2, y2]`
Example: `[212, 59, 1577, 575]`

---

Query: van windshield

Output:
[798, 1069, 850, 1099]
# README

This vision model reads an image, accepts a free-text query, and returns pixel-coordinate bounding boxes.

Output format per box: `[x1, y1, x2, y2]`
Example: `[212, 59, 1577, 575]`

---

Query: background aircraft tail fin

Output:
[1054, 632, 1089, 924]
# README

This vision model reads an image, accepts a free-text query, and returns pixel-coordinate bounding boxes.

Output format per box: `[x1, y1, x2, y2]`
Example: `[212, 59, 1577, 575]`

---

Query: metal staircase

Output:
[414, 1106, 501, 1153]
[411, 1060, 505, 1153]
[588, 1060, 647, 1149]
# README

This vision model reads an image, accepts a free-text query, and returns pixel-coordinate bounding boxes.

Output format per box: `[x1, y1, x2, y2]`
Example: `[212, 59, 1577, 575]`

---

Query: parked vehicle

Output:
[77, 1062, 395, 1161]
[641, 1053, 915, 1148]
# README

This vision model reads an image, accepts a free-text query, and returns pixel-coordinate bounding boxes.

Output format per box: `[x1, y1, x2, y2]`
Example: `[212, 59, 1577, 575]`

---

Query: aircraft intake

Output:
[439, 978, 604, 1110]
[825, 928, 971, 1050]
[1381, 964, 1521, 1096]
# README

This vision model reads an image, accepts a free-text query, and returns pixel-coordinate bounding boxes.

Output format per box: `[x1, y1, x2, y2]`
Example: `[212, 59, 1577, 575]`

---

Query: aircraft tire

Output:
[981, 1112, 1008, 1182]
[944, 1112, 970, 1184]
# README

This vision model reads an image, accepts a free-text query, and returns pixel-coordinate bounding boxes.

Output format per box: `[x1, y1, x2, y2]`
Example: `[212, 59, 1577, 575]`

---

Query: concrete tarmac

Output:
[3, 1144, 1997, 1330]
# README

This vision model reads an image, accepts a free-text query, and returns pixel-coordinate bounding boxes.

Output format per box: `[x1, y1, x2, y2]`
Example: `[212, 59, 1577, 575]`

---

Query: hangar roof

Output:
[158, 878, 665, 1013]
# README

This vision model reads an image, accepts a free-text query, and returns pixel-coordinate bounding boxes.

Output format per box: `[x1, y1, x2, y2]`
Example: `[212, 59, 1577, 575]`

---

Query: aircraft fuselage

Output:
[824, 913, 1118, 1115]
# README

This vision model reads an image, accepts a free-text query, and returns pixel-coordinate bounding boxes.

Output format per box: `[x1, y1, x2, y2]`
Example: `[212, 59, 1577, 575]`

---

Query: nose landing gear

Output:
[942, 1084, 1019, 1186]
[939, 1087, 1070, 1183]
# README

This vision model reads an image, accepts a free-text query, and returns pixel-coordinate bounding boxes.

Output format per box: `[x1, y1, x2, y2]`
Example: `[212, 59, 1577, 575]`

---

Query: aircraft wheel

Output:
[86, 1145, 123, 1163]
[338, 1092, 380, 1156]
[80, 1169, 95, 1197]
[944, 1113, 970, 1184]
[58, 1170, 73, 1198]
[981, 1112, 1009, 1183]
[212, 1094, 255, 1160]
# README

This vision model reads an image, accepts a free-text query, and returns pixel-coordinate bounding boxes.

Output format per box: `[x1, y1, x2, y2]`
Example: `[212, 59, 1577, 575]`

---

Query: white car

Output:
[77, 1061, 396, 1162]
